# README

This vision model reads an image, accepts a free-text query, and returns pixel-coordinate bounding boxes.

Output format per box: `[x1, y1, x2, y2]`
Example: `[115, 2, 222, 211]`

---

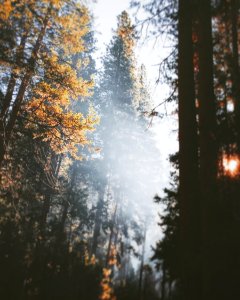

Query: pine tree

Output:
[95, 12, 161, 299]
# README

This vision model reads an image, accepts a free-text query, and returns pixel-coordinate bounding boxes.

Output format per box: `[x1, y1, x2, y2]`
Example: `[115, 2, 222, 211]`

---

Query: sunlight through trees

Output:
[1, 0, 240, 300]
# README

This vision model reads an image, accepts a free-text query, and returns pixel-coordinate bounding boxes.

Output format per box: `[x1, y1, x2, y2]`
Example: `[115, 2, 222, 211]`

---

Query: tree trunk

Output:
[1, 29, 29, 119]
[91, 188, 105, 256]
[138, 223, 147, 300]
[231, 0, 240, 150]
[197, 1, 218, 299]
[161, 263, 166, 300]
[105, 202, 118, 267]
[39, 153, 62, 237]
[178, 1, 201, 299]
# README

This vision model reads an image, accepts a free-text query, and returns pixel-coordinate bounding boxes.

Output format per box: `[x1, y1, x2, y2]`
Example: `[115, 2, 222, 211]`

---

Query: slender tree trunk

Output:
[161, 263, 166, 300]
[138, 224, 146, 300]
[168, 281, 172, 300]
[1, 29, 29, 119]
[105, 202, 118, 267]
[56, 165, 77, 246]
[39, 153, 62, 237]
[91, 188, 105, 256]
[178, 1, 201, 299]
[57, 199, 69, 246]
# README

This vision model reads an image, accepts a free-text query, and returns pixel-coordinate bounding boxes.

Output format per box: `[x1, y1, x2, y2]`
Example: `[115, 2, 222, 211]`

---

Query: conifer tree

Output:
[95, 12, 160, 296]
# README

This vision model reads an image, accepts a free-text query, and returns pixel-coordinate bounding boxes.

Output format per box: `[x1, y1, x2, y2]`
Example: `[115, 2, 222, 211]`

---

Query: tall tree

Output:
[178, 1, 200, 299]
[230, 0, 240, 150]
[196, 1, 218, 299]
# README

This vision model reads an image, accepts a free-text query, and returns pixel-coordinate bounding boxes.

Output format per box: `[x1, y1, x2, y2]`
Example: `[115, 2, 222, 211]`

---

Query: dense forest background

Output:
[0, 0, 240, 300]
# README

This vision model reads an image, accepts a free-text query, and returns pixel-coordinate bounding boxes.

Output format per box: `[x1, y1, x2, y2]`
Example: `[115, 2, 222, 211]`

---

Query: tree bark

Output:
[197, 1, 218, 299]
[91, 188, 105, 256]
[138, 224, 146, 300]
[161, 263, 166, 300]
[105, 202, 118, 267]
[231, 0, 240, 150]
[1, 29, 29, 120]
[178, 1, 201, 299]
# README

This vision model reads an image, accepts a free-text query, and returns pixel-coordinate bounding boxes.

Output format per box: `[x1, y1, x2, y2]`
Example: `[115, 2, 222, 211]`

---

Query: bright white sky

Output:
[90, 0, 131, 54]
[91, 0, 168, 88]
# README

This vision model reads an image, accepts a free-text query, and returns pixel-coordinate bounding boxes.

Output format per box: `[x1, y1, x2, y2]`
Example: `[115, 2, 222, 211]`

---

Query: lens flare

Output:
[223, 156, 239, 176]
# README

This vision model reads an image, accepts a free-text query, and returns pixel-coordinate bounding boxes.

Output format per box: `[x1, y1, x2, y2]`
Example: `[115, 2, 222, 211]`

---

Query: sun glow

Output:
[223, 156, 239, 176]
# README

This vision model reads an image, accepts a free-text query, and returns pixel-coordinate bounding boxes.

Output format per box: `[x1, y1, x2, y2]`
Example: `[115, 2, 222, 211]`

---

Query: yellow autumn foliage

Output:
[0, 0, 99, 157]
[99, 268, 116, 300]
[0, 0, 13, 20]
[99, 245, 119, 300]
[57, 6, 90, 56]
[117, 11, 136, 58]
[108, 245, 118, 266]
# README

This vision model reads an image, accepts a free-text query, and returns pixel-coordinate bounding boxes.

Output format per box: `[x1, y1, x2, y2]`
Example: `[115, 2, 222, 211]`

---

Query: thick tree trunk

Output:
[178, 1, 201, 299]
[197, 1, 218, 299]
[231, 0, 240, 150]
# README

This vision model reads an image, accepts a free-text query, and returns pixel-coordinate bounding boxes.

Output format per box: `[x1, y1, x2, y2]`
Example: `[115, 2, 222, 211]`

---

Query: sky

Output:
[91, 0, 168, 84]
[89, 0, 178, 260]
[90, 0, 131, 54]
